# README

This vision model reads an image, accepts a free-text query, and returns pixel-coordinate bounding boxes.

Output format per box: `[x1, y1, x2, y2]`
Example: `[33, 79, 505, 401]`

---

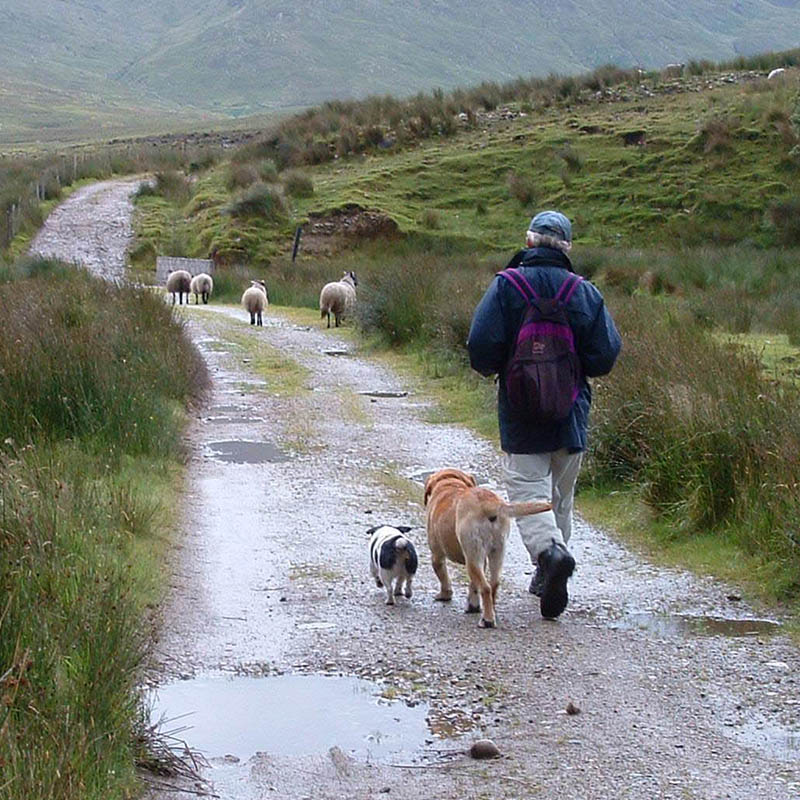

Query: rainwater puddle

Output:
[204, 416, 263, 425]
[610, 612, 781, 638]
[149, 674, 430, 761]
[358, 390, 409, 398]
[211, 404, 251, 414]
[206, 440, 291, 464]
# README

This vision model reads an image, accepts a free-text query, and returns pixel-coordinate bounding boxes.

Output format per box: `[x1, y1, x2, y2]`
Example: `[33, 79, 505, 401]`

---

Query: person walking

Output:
[467, 210, 621, 619]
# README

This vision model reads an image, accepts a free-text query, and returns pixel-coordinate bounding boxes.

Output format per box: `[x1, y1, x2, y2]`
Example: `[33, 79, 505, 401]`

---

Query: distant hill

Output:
[3, 0, 800, 144]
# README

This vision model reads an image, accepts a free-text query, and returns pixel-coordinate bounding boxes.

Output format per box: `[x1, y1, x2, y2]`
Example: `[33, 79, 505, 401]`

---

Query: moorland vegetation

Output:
[0, 258, 208, 799]
[2, 49, 800, 800]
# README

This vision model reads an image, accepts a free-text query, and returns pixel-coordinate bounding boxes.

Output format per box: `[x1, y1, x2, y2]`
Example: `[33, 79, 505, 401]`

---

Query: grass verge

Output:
[0, 260, 208, 800]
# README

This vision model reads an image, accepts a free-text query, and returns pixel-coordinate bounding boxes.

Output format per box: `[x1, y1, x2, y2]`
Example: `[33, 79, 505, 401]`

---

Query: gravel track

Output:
[33, 180, 800, 800]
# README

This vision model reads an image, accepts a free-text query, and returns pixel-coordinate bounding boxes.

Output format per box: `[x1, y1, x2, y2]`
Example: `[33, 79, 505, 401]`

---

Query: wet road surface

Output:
[146, 303, 800, 800]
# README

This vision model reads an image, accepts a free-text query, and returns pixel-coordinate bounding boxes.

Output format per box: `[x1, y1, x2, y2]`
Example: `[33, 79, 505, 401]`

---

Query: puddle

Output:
[211, 405, 252, 414]
[206, 440, 291, 464]
[149, 674, 431, 761]
[204, 416, 263, 425]
[610, 612, 781, 638]
[358, 390, 409, 398]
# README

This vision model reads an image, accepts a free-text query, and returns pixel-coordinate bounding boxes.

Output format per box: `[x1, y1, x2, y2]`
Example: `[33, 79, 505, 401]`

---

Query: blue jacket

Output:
[467, 247, 621, 454]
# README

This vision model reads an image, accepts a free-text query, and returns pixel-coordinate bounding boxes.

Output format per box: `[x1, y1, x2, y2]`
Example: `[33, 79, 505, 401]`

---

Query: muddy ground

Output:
[32, 179, 800, 800]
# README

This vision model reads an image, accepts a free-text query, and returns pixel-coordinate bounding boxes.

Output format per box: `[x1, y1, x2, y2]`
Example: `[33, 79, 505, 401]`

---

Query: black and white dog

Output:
[368, 525, 418, 605]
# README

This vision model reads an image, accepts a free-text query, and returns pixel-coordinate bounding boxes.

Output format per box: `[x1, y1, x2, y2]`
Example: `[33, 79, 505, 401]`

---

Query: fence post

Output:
[291, 226, 303, 262]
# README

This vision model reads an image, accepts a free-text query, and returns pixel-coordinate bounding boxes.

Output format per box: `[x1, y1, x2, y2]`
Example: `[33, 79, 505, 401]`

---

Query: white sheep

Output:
[190, 272, 214, 304]
[319, 270, 358, 328]
[241, 280, 268, 326]
[166, 269, 192, 305]
[768, 68, 786, 81]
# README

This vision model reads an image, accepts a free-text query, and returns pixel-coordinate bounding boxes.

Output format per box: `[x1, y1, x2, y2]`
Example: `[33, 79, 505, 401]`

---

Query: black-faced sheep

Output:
[241, 280, 268, 326]
[319, 271, 357, 328]
[166, 269, 192, 305]
[190, 273, 214, 304]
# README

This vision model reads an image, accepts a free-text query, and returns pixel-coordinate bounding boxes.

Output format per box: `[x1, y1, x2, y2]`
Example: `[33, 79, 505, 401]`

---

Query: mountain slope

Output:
[3, 0, 800, 142]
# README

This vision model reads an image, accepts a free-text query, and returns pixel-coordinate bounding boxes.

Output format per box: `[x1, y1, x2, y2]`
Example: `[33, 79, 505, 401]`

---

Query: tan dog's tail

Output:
[501, 501, 552, 519]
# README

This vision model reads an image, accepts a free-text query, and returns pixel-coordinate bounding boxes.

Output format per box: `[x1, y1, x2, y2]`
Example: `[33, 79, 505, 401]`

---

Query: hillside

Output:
[135, 67, 800, 273]
[4, 0, 800, 144]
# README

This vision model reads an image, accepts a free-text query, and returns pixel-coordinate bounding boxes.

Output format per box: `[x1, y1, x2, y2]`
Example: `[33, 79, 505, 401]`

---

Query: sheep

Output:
[241, 280, 268, 326]
[768, 68, 786, 81]
[190, 272, 214, 304]
[166, 269, 192, 305]
[319, 270, 358, 328]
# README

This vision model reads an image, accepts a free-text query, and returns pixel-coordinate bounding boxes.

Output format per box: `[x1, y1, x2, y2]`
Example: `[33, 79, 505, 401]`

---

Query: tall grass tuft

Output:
[0, 269, 207, 452]
[0, 261, 209, 798]
[587, 295, 800, 595]
[224, 182, 286, 220]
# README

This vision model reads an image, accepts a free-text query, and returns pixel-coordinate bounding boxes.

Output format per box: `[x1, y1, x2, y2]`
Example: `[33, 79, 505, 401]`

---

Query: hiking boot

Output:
[537, 542, 575, 619]
[528, 568, 544, 597]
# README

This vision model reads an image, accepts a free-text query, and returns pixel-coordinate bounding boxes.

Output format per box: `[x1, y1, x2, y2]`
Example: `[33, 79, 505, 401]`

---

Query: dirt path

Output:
[34, 181, 800, 800]
[29, 178, 143, 281]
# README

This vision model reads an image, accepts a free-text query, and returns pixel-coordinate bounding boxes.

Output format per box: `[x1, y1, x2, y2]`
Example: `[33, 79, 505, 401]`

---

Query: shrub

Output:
[558, 145, 584, 173]
[420, 209, 441, 229]
[357, 255, 441, 345]
[690, 115, 739, 155]
[587, 293, 800, 590]
[153, 171, 194, 205]
[767, 197, 800, 245]
[259, 159, 279, 182]
[282, 169, 314, 198]
[0, 262, 208, 797]
[225, 182, 287, 220]
[226, 162, 262, 190]
[506, 171, 536, 206]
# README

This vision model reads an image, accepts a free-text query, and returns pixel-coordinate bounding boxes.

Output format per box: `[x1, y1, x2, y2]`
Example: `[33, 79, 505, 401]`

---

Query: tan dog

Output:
[424, 468, 551, 628]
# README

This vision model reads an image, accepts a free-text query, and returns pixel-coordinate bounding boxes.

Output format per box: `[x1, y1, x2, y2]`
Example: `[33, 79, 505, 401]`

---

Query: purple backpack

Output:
[498, 267, 584, 423]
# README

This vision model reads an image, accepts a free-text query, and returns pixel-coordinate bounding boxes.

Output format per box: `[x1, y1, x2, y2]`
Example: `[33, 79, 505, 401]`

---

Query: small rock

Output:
[469, 739, 501, 759]
[727, 593, 742, 602]
[566, 702, 581, 715]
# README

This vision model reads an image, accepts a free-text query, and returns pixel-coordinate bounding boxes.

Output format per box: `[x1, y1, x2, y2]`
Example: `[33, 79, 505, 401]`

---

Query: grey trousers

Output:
[502, 450, 583, 562]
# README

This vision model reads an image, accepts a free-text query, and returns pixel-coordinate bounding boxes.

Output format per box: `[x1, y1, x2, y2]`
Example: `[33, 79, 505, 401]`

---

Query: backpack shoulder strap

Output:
[497, 267, 539, 304]
[554, 273, 584, 304]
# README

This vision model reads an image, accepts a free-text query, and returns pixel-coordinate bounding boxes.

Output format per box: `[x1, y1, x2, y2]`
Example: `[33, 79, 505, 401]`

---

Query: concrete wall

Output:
[156, 256, 214, 285]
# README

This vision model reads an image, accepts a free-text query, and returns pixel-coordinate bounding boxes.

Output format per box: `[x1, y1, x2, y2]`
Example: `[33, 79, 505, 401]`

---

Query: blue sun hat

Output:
[528, 210, 572, 243]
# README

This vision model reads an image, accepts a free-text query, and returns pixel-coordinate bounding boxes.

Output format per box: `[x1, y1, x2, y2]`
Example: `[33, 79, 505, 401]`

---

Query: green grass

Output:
[187, 304, 309, 396]
[0, 260, 207, 800]
[136, 70, 800, 271]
